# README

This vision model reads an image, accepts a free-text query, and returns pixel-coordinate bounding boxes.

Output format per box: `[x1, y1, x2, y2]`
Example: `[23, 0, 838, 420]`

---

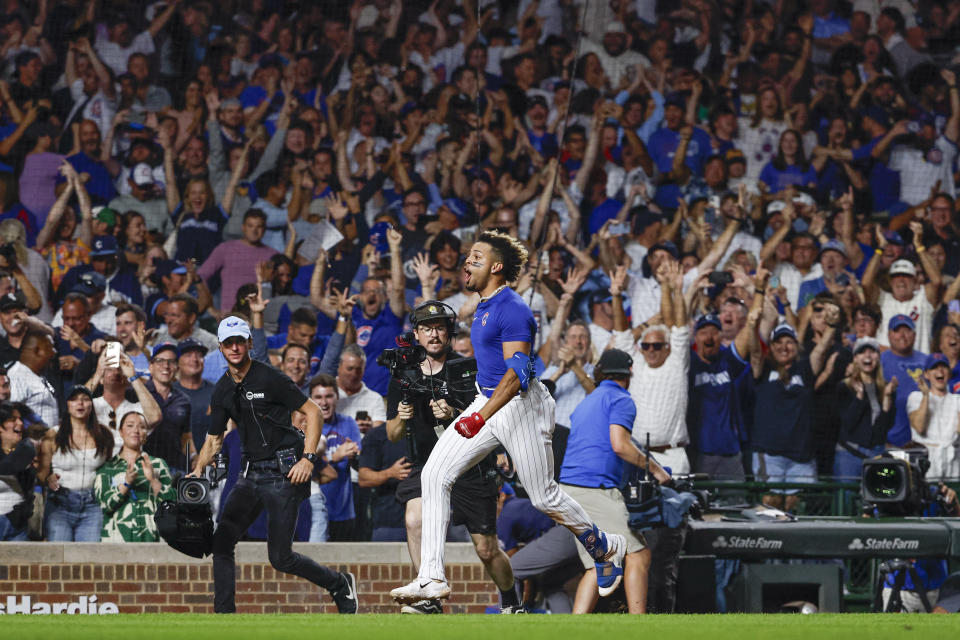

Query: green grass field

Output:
[0, 613, 953, 640]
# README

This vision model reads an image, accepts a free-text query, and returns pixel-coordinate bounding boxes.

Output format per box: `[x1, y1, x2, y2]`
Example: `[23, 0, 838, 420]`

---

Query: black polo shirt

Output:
[209, 360, 307, 461]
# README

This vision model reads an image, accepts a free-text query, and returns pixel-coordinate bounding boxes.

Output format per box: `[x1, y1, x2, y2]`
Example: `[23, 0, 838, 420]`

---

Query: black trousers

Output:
[644, 524, 688, 614]
[212, 468, 341, 613]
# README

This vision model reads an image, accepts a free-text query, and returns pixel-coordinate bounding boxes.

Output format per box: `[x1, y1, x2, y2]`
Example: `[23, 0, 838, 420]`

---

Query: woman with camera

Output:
[0, 402, 38, 541]
[38, 385, 113, 541]
[94, 411, 175, 542]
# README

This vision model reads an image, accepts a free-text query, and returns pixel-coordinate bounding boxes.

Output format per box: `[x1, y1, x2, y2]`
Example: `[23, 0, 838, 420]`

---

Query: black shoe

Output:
[500, 605, 526, 614]
[331, 571, 358, 614]
[401, 599, 443, 614]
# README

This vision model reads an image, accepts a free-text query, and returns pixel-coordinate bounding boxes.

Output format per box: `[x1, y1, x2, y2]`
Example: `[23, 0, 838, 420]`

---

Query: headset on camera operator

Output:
[384, 300, 520, 614]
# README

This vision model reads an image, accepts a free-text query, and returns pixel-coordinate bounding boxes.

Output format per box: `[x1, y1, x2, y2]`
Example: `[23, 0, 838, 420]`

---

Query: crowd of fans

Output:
[1, 0, 960, 546]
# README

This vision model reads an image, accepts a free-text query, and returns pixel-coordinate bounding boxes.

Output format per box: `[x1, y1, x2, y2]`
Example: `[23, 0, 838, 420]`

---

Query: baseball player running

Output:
[391, 231, 627, 604]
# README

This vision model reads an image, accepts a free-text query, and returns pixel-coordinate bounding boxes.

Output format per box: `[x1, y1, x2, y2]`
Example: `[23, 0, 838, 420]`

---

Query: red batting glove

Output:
[454, 412, 485, 438]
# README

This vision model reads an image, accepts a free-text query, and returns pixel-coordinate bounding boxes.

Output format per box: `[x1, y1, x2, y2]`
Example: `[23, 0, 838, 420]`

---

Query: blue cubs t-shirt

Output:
[351, 302, 404, 395]
[758, 162, 817, 193]
[560, 380, 636, 488]
[496, 496, 555, 553]
[471, 287, 536, 391]
[321, 413, 362, 522]
[880, 349, 928, 446]
[239, 85, 283, 134]
[647, 125, 712, 209]
[687, 344, 751, 456]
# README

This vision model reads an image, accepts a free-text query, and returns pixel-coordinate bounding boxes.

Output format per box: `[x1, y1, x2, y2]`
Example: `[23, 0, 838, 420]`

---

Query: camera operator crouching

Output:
[190, 316, 357, 614]
[384, 301, 520, 614]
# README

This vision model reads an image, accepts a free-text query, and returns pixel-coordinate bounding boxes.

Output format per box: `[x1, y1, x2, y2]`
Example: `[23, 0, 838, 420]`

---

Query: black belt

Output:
[246, 459, 280, 472]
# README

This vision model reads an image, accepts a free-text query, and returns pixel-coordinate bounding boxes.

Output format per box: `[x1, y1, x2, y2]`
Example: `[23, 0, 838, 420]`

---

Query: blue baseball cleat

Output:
[577, 525, 626, 596]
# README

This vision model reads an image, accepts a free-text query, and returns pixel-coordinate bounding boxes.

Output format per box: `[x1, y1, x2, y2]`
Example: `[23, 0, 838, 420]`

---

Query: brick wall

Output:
[0, 543, 499, 614]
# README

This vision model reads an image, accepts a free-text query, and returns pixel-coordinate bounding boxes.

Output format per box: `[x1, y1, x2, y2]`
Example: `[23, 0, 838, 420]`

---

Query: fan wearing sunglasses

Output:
[610, 258, 691, 476]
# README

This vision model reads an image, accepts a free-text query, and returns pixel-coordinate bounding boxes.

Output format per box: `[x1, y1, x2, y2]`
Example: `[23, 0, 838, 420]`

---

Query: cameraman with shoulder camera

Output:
[386, 300, 520, 614]
[190, 316, 358, 614]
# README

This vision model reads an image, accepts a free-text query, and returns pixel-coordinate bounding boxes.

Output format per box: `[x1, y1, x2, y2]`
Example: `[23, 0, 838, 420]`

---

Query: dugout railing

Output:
[697, 479, 960, 610]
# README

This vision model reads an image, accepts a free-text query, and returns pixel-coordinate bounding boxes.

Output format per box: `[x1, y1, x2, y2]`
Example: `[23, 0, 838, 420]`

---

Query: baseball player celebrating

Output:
[391, 230, 627, 605]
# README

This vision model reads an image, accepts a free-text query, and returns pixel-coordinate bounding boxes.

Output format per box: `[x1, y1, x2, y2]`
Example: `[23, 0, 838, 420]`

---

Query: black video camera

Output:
[381, 331, 478, 462]
[623, 434, 708, 530]
[376, 332, 427, 371]
[155, 452, 228, 558]
[862, 449, 935, 517]
[381, 332, 476, 408]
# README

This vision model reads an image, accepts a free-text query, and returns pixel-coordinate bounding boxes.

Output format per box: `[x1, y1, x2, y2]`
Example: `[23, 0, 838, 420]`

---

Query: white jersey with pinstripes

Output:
[415, 287, 595, 584]
[611, 325, 691, 448]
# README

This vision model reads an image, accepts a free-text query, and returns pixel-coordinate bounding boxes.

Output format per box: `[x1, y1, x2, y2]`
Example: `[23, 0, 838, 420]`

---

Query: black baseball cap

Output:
[695, 313, 722, 332]
[0, 291, 26, 311]
[72, 271, 107, 296]
[68, 385, 93, 399]
[597, 348, 633, 375]
[177, 337, 208, 357]
[151, 342, 179, 359]
[411, 300, 456, 327]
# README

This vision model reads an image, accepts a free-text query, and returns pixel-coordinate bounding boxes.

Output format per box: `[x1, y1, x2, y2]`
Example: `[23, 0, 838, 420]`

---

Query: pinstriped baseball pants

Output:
[418, 379, 594, 583]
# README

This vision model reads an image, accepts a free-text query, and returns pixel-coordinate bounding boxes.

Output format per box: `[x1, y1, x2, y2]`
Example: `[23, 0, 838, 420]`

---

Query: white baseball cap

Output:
[852, 336, 881, 355]
[889, 259, 917, 277]
[217, 316, 251, 342]
[132, 162, 155, 187]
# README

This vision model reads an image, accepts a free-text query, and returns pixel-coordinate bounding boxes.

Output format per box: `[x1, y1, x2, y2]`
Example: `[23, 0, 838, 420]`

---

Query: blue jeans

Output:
[0, 513, 28, 541]
[308, 491, 328, 542]
[752, 452, 817, 495]
[44, 488, 103, 541]
[833, 443, 885, 481]
[371, 526, 407, 541]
